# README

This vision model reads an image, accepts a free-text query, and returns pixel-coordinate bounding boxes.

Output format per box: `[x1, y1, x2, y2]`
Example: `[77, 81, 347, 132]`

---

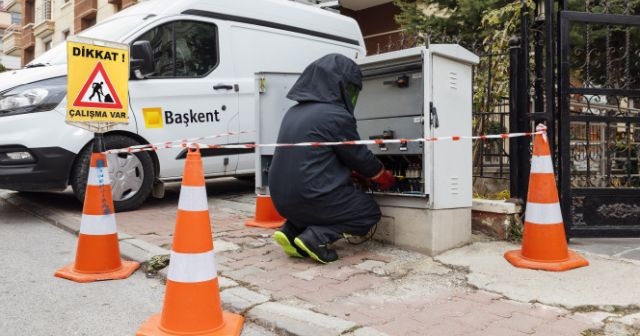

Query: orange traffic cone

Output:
[137, 147, 243, 336]
[245, 194, 285, 229]
[55, 134, 139, 282]
[504, 124, 589, 272]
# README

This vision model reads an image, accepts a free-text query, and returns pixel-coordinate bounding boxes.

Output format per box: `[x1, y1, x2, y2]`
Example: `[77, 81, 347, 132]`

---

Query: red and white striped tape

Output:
[104, 131, 542, 154]
[104, 130, 255, 154]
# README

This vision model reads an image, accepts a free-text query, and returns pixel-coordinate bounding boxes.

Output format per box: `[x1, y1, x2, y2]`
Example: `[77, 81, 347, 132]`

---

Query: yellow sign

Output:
[66, 37, 129, 127]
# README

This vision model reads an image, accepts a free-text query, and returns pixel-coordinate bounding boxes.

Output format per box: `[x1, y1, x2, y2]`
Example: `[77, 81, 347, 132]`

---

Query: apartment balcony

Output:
[74, 0, 97, 33]
[33, 20, 54, 38]
[1, 25, 22, 56]
[75, 0, 98, 19]
[3, 0, 20, 12]
[33, 0, 54, 38]
[21, 23, 34, 50]
[108, 0, 138, 10]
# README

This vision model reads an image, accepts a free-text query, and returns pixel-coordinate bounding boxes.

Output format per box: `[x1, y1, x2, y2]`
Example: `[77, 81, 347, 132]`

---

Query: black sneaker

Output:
[273, 231, 306, 258]
[293, 231, 338, 264]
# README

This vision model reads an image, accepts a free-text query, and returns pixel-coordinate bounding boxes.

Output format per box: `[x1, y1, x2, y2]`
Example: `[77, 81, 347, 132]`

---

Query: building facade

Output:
[2, 0, 138, 67]
[1, 0, 22, 69]
[339, 0, 404, 55]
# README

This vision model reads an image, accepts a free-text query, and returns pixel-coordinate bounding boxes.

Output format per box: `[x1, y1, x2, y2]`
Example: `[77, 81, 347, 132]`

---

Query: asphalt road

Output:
[0, 197, 166, 336]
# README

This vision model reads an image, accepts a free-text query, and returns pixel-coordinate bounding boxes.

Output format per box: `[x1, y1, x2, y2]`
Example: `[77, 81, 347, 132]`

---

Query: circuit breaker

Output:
[254, 45, 479, 255]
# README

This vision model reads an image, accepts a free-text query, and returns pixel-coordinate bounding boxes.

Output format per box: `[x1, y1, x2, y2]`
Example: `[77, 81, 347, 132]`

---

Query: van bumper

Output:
[0, 145, 75, 191]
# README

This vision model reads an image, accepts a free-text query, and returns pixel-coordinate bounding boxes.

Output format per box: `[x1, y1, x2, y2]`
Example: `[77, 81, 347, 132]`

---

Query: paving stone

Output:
[530, 316, 594, 335]
[220, 287, 270, 312]
[218, 276, 239, 289]
[247, 302, 356, 336]
[327, 273, 379, 294]
[355, 260, 387, 274]
[471, 324, 530, 336]
[240, 322, 279, 336]
[292, 268, 321, 281]
[494, 311, 547, 334]
[374, 316, 425, 336]
[344, 327, 392, 336]
[214, 239, 241, 252]
[614, 312, 640, 328]
[224, 266, 267, 282]
[525, 303, 567, 320]
[322, 266, 368, 281]
[571, 311, 616, 327]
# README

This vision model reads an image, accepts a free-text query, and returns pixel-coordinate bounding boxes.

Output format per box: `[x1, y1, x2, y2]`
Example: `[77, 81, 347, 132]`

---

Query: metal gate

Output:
[559, 10, 640, 237]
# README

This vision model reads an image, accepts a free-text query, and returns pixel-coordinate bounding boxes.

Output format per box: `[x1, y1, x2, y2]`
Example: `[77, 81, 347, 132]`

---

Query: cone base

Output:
[245, 218, 284, 229]
[136, 311, 244, 336]
[504, 249, 589, 272]
[55, 260, 140, 283]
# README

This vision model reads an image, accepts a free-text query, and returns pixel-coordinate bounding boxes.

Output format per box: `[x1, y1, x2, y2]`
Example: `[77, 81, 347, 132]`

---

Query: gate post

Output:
[509, 36, 523, 200]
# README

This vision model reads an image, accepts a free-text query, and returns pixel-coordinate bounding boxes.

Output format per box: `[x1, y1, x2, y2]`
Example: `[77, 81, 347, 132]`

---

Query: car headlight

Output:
[0, 76, 67, 117]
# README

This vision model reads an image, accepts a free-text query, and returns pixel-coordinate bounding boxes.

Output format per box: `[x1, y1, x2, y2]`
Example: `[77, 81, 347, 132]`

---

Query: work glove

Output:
[371, 169, 395, 191]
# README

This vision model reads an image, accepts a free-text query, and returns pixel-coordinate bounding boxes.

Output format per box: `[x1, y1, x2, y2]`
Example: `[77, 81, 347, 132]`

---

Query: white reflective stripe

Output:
[88, 167, 111, 186]
[178, 186, 209, 211]
[167, 250, 217, 283]
[79, 214, 117, 235]
[530, 155, 554, 174]
[525, 202, 564, 225]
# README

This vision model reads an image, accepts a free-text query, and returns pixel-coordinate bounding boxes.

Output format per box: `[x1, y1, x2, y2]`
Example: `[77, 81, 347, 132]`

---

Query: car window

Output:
[134, 20, 218, 78]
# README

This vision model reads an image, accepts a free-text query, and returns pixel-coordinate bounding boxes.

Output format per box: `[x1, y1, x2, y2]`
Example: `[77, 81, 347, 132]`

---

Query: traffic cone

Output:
[245, 194, 285, 229]
[504, 124, 589, 272]
[55, 134, 139, 282]
[137, 147, 243, 336]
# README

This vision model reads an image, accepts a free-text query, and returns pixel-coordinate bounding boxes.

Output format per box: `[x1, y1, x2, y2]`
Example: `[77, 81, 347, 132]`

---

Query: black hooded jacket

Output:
[268, 54, 383, 206]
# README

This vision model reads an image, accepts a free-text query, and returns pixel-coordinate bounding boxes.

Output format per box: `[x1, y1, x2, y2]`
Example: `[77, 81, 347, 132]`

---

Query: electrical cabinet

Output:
[255, 45, 479, 255]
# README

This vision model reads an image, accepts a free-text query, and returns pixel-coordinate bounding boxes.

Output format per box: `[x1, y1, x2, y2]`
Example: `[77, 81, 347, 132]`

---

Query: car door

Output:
[128, 18, 239, 179]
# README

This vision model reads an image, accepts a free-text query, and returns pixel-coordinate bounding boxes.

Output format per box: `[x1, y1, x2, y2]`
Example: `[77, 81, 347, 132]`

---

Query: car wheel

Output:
[71, 134, 155, 212]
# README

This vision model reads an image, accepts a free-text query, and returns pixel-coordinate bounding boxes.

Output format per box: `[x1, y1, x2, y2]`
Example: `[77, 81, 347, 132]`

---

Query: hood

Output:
[287, 53, 362, 114]
[0, 64, 67, 92]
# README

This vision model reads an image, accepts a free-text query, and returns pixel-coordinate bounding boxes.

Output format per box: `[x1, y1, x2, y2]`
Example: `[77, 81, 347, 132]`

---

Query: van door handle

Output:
[213, 84, 233, 90]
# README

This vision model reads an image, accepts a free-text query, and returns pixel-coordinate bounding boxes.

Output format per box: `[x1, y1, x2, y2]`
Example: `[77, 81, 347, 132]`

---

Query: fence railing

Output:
[473, 101, 511, 180]
[37, 0, 52, 23]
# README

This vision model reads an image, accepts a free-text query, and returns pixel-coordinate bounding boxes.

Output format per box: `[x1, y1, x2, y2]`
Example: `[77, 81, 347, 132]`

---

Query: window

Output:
[62, 29, 70, 41]
[134, 20, 218, 78]
[10, 12, 20, 25]
[44, 39, 52, 51]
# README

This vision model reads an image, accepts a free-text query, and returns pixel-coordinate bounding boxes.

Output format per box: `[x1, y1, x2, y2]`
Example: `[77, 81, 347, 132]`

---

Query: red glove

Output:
[371, 169, 395, 191]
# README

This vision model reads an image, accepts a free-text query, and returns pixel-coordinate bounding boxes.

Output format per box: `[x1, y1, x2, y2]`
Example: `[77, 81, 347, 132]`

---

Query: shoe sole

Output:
[293, 237, 328, 264]
[273, 231, 304, 258]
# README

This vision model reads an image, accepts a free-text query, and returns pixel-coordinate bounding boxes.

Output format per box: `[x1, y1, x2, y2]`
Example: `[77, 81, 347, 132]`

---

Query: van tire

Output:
[70, 135, 155, 212]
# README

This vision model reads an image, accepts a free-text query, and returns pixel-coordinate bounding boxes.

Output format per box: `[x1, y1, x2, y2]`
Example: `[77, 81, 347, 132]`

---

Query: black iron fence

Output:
[473, 101, 511, 180]
[472, 51, 512, 184]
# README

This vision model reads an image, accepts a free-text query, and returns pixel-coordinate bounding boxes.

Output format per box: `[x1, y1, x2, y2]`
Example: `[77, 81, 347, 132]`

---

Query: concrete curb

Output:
[0, 191, 367, 336]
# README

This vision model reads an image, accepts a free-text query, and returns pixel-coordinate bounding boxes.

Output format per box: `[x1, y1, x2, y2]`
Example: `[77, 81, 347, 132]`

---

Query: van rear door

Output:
[129, 18, 239, 178]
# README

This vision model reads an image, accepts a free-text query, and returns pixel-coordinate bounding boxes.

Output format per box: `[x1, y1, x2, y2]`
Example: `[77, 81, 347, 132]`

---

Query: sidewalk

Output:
[2, 181, 640, 336]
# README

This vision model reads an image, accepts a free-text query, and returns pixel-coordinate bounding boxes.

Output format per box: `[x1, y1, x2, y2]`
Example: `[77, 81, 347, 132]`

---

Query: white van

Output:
[0, 0, 365, 211]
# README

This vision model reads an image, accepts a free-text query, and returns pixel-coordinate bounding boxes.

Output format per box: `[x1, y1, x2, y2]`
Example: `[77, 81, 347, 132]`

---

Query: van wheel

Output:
[71, 135, 155, 212]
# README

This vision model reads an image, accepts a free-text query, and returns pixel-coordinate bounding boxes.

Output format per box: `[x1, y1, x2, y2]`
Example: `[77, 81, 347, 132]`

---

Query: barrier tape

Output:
[104, 130, 255, 154]
[104, 131, 543, 154]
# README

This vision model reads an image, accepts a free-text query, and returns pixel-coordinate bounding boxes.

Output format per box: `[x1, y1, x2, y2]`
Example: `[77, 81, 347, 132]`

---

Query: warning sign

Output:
[66, 37, 129, 128]
[73, 62, 123, 109]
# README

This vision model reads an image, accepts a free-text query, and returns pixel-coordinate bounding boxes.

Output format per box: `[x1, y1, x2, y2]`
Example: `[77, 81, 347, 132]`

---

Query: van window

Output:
[134, 21, 218, 78]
